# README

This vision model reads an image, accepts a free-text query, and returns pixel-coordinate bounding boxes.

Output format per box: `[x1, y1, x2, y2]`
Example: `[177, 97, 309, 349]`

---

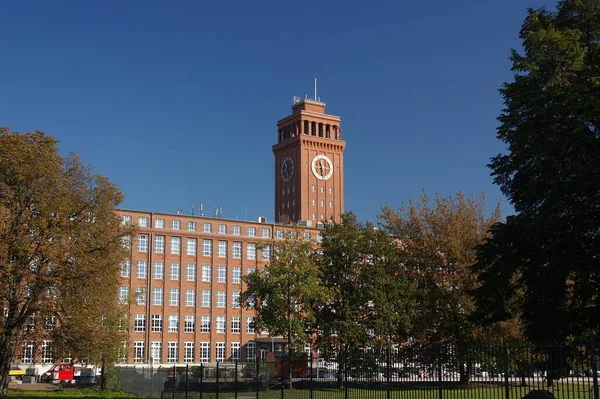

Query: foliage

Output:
[0, 129, 129, 396]
[315, 212, 413, 361]
[475, 0, 600, 342]
[241, 230, 326, 353]
[380, 191, 501, 347]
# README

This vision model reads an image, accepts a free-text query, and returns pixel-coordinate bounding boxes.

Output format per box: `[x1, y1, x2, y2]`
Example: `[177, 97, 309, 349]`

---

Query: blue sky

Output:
[1, 0, 556, 223]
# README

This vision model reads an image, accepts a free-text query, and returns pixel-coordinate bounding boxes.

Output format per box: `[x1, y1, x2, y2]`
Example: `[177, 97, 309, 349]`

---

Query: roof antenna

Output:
[314, 77, 317, 101]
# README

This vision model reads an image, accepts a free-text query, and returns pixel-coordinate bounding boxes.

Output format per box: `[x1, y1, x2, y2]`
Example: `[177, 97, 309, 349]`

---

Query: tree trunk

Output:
[100, 357, 106, 390]
[0, 334, 17, 396]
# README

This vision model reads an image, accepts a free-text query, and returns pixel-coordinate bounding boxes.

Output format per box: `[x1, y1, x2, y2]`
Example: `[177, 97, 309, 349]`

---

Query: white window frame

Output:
[201, 316, 210, 333]
[201, 290, 211, 307]
[184, 342, 194, 363]
[170, 263, 180, 280]
[151, 314, 163, 332]
[218, 224, 227, 234]
[217, 291, 226, 308]
[153, 261, 164, 279]
[217, 241, 227, 257]
[200, 342, 210, 362]
[247, 227, 256, 237]
[188, 221, 196, 231]
[187, 239, 197, 255]
[232, 292, 240, 308]
[231, 342, 241, 361]
[231, 316, 241, 333]
[247, 243, 256, 260]
[120, 260, 130, 278]
[233, 225, 241, 235]
[138, 217, 148, 227]
[246, 317, 255, 333]
[137, 234, 148, 252]
[217, 266, 226, 283]
[186, 264, 196, 281]
[202, 265, 212, 282]
[154, 236, 165, 254]
[169, 288, 179, 306]
[171, 220, 180, 230]
[153, 287, 163, 305]
[232, 242, 241, 259]
[203, 223, 212, 233]
[184, 315, 195, 333]
[168, 315, 178, 332]
[185, 289, 195, 307]
[167, 342, 178, 363]
[232, 267, 241, 284]
[136, 261, 147, 279]
[202, 240, 212, 256]
[170, 237, 181, 254]
[155, 218, 165, 228]
[216, 317, 226, 333]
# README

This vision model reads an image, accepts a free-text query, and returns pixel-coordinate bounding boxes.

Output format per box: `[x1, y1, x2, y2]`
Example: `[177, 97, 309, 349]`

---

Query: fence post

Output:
[590, 335, 599, 399]
[344, 351, 349, 399]
[309, 354, 313, 399]
[256, 356, 260, 399]
[386, 347, 391, 399]
[437, 345, 443, 399]
[172, 365, 176, 399]
[280, 355, 284, 399]
[503, 343, 510, 399]
[200, 364, 203, 399]
[235, 360, 238, 399]
[216, 361, 220, 398]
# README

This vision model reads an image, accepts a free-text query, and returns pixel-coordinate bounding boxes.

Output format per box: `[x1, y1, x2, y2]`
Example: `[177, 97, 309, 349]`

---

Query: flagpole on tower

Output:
[314, 77, 317, 101]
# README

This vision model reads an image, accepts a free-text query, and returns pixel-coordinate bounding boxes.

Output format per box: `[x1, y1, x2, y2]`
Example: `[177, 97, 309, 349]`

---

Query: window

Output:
[201, 290, 211, 307]
[312, 198, 316, 206]
[262, 245, 270, 260]
[320, 186, 325, 193]
[329, 187, 333, 194]
[247, 267, 256, 275]
[247, 243, 256, 260]
[262, 228, 270, 238]
[120, 260, 130, 278]
[169, 288, 179, 306]
[217, 266, 226, 282]
[135, 314, 146, 332]
[233, 225, 241, 235]
[217, 291, 226, 308]
[218, 224, 227, 234]
[188, 221, 196, 231]
[232, 242, 241, 258]
[232, 292, 240, 308]
[186, 264, 196, 281]
[216, 316, 226, 333]
[22, 341, 34, 363]
[170, 263, 180, 280]
[184, 342, 194, 362]
[136, 261, 147, 279]
[232, 267, 241, 284]
[312, 212, 316, 220]
[311, 184, 316, 192]
[200, 342, 210, 362]
[246, 342, 256, 362]
[303, 232, 311, 241]
[171, 220, 180, 230]
[247, 227, 256, 237]
[276, 229, 284, 239]
[168, 315, 178, 332]
[119, 287, 129, 304]
[217, 241, 227, 257]
[201, 316, 210, 333]
[151, 342, 162, 363]
[170, 237, 181, 254]
[138, 234, 148, 252]
[231, 317, 241, 333]
[246, 317, 255, 333]
[136, 287, 146, 305]
[289, 231, 297, 240]
[154, 261, 164, 279]
[185, 289, 195, 306]
[329, 200, 333, 208]
[154, 236, 165, 253]
[231, 342, 241, 361]
[167, 342, 178, 363]
[121, 215, 132, 225]
[320, 199, 325, 207]
[202, 240, 212, 256]
[184, 315, 195, 333]
[122, 234, 132, 250]
[133, 341, 145, 363]
[203, 223, 212, 233]
[152, 288, 163, 305]
[317, 233, 323, 243]
[155, 218, 165, 228]
[186, 239, 197, 255]
[202, 265, 212, 282]
[138, 217, 148, 227]
[320, 214, 324, 220]
[151, 315, 162, 332]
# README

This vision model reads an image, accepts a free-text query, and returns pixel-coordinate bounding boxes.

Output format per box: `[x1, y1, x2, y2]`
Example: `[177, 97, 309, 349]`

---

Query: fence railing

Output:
[115, 337, 600, 399]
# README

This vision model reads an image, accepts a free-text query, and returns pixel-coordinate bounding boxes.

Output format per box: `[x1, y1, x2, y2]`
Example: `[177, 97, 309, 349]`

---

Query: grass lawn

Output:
[7, 387, 138, 399]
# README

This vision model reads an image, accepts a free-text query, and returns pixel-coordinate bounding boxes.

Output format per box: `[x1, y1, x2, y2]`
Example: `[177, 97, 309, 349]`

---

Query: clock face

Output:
[311, 155, 333, 180]
[280, 156, 295, 182]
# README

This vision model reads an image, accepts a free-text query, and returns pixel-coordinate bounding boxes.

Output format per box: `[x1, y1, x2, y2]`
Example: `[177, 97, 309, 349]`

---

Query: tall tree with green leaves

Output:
[380, 191, 501, 383]
[240, 230, 327, 389]
[0, 129, 129, 395]
[315, 213, 413, 372]
[475, 0, 600, 343]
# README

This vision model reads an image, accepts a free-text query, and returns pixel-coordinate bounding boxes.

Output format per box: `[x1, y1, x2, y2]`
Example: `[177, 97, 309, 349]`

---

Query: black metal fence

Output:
[115, 337, 600, 399]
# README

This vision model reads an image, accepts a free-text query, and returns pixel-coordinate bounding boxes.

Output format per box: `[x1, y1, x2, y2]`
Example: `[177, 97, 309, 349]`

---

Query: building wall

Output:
[118, 209, 320, 365]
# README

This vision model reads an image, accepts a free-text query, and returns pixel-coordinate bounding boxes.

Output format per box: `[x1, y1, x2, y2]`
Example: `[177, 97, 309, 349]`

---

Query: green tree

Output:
[315, 213, 413, 375]
[240, 230, 326, 389]
[476, 0, 600, 342]
[0, 129, 128, 395]
[380, 191, 500, 383]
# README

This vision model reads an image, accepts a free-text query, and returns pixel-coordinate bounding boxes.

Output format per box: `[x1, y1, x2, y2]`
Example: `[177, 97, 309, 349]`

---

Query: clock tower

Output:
[273, 96, 346, 224]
